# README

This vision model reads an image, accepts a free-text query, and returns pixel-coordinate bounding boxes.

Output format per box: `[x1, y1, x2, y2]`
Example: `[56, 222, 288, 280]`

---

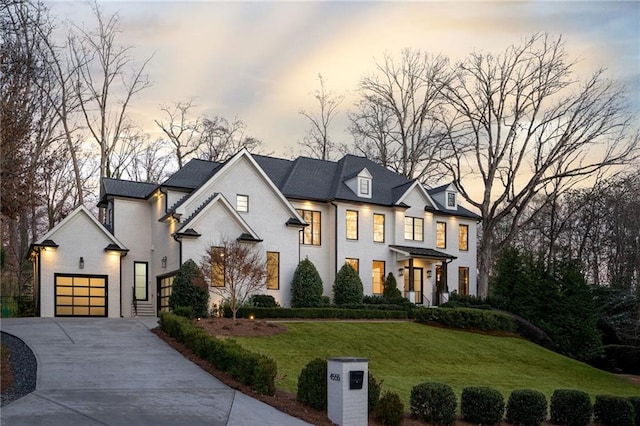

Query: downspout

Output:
[119, 255, 123, 318]
[36, 252, 41, 316]
[331, 201, 338, 279]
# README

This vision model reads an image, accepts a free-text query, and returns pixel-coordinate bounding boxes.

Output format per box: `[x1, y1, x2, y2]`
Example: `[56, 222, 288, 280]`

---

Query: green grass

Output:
[234, 321, 639, 404]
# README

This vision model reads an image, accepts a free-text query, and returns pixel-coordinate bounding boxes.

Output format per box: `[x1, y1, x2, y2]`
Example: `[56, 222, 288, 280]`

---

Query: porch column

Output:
[408, 258, 414, 301]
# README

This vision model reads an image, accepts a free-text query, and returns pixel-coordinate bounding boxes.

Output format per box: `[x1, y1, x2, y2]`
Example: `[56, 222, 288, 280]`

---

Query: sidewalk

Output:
[0, 317, 311, 426]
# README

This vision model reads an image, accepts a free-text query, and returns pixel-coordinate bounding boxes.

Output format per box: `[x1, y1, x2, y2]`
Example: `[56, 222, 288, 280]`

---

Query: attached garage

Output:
[55, 274, 108, 317]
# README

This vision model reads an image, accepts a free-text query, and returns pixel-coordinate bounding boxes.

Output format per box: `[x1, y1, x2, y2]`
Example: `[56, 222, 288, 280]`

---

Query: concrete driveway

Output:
[0, 317, 310, 426]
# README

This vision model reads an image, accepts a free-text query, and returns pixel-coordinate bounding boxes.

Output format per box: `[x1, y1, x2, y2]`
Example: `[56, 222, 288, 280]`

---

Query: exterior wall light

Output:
[161, 256, 167, 268]
[79, 257, 85, 269]
[427, 270, 432, 278]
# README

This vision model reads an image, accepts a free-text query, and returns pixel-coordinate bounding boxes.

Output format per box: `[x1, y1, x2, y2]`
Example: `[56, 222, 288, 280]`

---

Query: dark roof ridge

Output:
[280, 156, 303, 191]
[328, 156, 350, 198]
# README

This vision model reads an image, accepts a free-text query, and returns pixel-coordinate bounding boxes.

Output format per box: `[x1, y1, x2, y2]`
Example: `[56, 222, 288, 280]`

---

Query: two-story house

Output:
[29, 149, 479, 317]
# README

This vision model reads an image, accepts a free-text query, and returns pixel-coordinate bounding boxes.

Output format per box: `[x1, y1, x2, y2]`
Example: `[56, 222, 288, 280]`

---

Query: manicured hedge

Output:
[593, 395, 635, 426]
[159, 312, 277, 395]
[413, 307, 517, 333]
[628, 396, 640, 426]
[506, 389, 548, 426]
[410, 382, 457, 425]
[549, 389, 592, 426]
[461, 386, 505, 425]
[224, 306, 409, 320]
[374, 391, 404, 426]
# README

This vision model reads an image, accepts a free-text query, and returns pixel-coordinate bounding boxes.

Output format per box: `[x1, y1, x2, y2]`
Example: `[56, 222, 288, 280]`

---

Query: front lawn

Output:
[233, 321, 639, 404]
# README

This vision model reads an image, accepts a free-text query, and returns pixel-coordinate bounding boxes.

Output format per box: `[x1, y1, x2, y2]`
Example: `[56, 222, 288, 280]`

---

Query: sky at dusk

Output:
[48, 1, 640, 158]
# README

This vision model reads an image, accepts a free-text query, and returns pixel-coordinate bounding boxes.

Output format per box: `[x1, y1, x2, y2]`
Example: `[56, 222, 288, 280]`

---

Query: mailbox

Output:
[349, 370, 364, 390]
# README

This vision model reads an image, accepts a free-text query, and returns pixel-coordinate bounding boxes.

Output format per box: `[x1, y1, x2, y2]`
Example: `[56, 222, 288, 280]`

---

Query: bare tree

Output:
[72, 2, 152, 182]
[201, 238, 268, 320]
[155, 100, 203, 168]
[440, 33, 640, 297]
[349, 49, 453, 180]
[198, 115, 264, 162]
[129, 138, 172, 183]
[298, 74, 343, 160]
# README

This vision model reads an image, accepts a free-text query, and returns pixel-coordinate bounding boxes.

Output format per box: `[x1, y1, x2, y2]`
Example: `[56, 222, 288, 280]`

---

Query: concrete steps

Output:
[134, 300, 156, 317]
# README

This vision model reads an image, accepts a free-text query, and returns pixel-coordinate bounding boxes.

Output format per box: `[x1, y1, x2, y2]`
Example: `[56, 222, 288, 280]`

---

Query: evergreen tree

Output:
[383, 272, 402, 299]
[169, 259, 210, 318]
[291, 258, 324, 307]
[333, 263, 364, 305]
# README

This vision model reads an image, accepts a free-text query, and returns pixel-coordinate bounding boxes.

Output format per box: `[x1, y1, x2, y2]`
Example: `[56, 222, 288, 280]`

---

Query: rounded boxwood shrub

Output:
[549, 389, 592, 426]
[296, 358, 327, 410]
[368, 372, 382, 413]
[333, 262, 364, 305]
[593, 395, 635, 426]
[461, 386, 505, 425]
[506, 389, 547, 426]
[291, 259, 324, 307]
[374, 391, 405, 426]
[409, 382, 457, 425]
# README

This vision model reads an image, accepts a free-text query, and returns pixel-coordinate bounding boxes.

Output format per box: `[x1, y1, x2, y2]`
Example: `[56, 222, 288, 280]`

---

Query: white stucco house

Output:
[29, 149, 480, 317]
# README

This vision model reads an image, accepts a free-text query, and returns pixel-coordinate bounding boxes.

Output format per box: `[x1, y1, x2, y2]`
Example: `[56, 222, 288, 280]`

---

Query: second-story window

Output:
[373, 213, 385, 243]
[346, 210, 358, 240]
[297, 209, 321, 246]
[459, 224, 469, 251]
[436, 221, 447, 248]
[404, 217, 424, 241]
[236, 194, 248, 212]
[211, 246, 225, 287]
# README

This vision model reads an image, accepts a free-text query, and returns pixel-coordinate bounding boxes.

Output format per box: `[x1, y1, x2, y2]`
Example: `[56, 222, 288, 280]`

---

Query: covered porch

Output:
[389, 245, 456, 307]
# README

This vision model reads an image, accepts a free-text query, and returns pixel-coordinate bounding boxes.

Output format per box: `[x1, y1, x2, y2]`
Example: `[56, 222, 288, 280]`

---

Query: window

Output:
[345, 258, 359, 272]
[297, 209, 321, 245]
[211, 246, 225, 287]
[458, 267, 469, 295]
[359, 178, 370, 196]
[436, 221, 447, 248]
[236, 194, 248, 212]
[266, 252, 279, 290]
[373, 213, 385, 243]
[134, 262, 148, 300]
[404, 217, 424, 241]
[447, 192, 456, 208]
[346, 210, 358, 240]
[372, 261, 385, 294]
[459, 224, 469, 251]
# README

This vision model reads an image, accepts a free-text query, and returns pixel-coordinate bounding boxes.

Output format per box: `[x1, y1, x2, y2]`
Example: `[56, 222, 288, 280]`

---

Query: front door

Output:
[404, 267, 423, 304]
[157, 275, 174, 314]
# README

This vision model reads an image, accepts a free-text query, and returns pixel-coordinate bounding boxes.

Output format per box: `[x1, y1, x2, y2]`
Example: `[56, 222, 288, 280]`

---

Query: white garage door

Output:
[55, 274, 107, 317]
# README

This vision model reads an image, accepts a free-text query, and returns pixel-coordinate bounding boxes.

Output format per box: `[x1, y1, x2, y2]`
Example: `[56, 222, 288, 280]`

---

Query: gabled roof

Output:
[30, 205, 128, 257]
[175, 192, 261, 242]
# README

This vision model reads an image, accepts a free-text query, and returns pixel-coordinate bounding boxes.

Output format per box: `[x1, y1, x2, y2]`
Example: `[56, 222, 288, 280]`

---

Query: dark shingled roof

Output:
[426, 187, 482, 220]
[102, 178, 157, 199]
[162, 159, 222, 189]
[389, 245, 456, 260]
[254, 154, 411, 205]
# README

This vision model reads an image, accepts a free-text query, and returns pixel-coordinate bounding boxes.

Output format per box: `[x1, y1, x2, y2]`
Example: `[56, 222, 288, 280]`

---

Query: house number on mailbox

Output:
[330, 373, 341, 381]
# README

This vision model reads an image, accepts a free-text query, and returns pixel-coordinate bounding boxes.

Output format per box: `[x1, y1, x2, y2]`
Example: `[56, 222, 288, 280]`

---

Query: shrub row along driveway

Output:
[0, 317, 310, 426]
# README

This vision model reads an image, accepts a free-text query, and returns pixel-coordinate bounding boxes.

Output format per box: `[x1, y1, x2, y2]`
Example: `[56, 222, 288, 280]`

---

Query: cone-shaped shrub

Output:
[169, 259, 209, 318]
[383, 272, 402, 299]
[333, 263, 364, 305]
[291, 258, 324, 307]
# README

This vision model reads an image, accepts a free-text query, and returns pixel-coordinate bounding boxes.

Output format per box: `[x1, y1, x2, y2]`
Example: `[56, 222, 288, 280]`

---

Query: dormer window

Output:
[359, 178, 370, 196]
[446, 191, 456, 209]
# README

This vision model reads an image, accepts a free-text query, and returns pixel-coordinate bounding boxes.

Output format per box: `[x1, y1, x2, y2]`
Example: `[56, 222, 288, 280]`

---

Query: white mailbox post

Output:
[327, 357, 369, 426]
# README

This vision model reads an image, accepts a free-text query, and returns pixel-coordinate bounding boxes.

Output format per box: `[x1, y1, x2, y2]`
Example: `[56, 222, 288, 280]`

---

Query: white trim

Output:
[35, 205, 128, 250]
[396, 181, 437, 209]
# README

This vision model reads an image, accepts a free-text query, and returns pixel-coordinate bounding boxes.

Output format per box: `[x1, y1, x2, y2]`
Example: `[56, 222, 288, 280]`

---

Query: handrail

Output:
[132, 286, 137, 316]
[422, 294, 431, 307]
